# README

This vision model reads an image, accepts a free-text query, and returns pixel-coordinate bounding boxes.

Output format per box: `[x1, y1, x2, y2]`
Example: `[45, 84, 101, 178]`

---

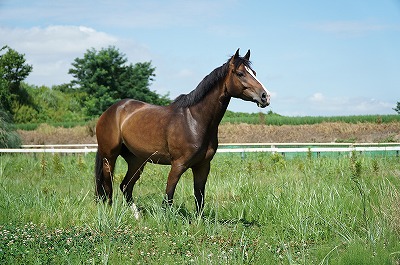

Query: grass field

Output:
[1, 152, 399, 264]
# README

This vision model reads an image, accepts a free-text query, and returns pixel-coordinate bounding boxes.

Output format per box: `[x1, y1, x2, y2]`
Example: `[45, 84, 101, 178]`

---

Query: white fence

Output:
[0, 144, 98, 154]
[217, 143, 400, 155]
[0, 143, 399, 156]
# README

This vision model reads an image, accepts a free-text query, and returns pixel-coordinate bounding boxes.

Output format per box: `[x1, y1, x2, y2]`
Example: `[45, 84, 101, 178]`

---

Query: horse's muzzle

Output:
[257, 91, 270, 108]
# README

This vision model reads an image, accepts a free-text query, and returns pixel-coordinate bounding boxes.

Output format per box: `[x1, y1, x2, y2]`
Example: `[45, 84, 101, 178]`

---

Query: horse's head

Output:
[226, 49, 270, 108]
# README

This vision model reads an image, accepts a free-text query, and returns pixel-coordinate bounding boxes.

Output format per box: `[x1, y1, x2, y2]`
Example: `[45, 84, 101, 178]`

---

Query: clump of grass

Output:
[380, 133, 397, 143]
[349, 150, 369, 229]
[335, 137, 358, 143]
[40, 153, 48, 177]
[270, 152, 286, 170]
[53, 153, 64, 173]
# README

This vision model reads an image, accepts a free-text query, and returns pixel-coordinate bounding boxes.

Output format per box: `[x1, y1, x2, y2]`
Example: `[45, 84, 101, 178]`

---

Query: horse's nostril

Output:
[261, 92, 268, 102]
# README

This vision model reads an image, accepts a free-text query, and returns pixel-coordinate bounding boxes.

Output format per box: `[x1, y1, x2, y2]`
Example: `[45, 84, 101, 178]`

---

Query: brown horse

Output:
[95, 49, 270, 213]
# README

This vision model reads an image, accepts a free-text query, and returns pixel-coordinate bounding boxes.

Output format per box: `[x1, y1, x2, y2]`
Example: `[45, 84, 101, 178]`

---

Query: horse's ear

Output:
[244, 49, 250, 60]
[229, 48, 240, 65]
[234, 48, 240, 58]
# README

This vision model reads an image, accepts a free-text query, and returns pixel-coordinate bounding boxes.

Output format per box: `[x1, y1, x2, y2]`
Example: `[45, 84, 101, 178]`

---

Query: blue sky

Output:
[1, 0, 399, 116]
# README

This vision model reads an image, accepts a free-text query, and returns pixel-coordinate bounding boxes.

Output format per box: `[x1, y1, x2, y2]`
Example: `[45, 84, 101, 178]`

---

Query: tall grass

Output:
[0, 153, 399, 264]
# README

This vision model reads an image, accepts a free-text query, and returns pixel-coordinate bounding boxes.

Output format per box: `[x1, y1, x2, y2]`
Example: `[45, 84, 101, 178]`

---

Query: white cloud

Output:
[2, 26, 118, 55]
[271, 93, 396, 116]
[304, 92, 395, 115]
[309, 92, 325, 103]
[0, 26, 150, 86]
[305, 20, 400, 37]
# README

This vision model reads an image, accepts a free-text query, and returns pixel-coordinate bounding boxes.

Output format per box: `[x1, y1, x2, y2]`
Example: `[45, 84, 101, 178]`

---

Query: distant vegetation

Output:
[222, 110, 400, 126]
[1, 46, 169, 125]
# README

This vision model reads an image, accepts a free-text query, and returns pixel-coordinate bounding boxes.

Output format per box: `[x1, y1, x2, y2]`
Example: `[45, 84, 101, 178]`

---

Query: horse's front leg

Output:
[192, 161, 210, 214]
[164, 162, 187, 207]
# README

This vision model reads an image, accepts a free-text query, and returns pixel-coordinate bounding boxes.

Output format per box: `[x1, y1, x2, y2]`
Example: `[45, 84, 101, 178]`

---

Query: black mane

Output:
[171, 56, 252, 108]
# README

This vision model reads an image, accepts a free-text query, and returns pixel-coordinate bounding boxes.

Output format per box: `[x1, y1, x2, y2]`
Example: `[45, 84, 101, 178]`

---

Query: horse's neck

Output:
[189, 83, 230, 134]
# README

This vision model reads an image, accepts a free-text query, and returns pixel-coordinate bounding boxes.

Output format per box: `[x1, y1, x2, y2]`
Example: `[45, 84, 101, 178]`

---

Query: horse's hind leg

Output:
[95, 150, 117, 205]
[103, 156, 117, 205]
[120, 147, 146, 204]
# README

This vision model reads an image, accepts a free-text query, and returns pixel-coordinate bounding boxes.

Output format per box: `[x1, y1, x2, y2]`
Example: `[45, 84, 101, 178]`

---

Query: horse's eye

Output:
[236, 71, 245, 77]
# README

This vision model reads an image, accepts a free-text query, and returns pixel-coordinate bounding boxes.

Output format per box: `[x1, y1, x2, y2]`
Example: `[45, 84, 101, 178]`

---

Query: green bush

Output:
[12, 104, 39, 123]
[0, 109, 21, 148]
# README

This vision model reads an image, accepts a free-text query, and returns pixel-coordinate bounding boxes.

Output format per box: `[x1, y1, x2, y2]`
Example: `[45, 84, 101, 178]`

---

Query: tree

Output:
[0, 46, 33, 115]
[69, 46, 170, 117]
[394, 102, 400, 114]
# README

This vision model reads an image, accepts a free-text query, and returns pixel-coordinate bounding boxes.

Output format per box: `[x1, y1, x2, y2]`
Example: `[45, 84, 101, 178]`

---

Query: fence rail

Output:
[0, 143, 399, 156]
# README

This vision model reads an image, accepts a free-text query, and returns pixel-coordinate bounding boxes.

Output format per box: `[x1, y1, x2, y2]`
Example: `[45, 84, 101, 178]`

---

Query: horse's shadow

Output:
[217, 218, 261, 227]
[138, 203, 261, 228]
[205, 209, 261, 228]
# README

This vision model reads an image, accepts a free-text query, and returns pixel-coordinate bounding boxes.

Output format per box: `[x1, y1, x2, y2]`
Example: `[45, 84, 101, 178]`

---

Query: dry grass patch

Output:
[17, 122, 400, 144]
[18, 124, 96, 145]
[218, 122, 400, 143]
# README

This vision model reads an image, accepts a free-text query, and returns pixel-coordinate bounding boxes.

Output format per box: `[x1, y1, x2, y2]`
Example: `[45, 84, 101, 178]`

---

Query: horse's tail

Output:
[94, 150, 105, 202]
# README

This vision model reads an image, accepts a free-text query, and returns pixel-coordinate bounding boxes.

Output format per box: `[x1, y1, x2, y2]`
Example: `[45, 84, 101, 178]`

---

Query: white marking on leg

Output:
[131, 203, 140, 220]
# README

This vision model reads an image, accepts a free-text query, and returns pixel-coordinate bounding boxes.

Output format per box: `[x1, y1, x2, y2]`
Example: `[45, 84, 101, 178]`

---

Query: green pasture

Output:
[0, 153, 399, 264]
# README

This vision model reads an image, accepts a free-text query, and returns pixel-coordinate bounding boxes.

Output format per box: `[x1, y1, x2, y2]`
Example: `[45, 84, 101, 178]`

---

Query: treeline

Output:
[1, 45, 170, 124]
[0, 45, 170, 147]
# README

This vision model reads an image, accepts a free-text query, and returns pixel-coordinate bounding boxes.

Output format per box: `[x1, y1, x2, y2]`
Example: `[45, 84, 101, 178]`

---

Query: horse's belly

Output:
[136, 150, 172, 165]
[122, 138, 172, 165]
